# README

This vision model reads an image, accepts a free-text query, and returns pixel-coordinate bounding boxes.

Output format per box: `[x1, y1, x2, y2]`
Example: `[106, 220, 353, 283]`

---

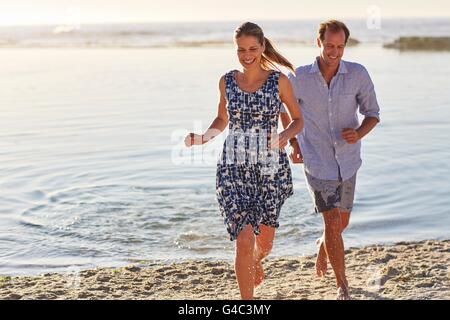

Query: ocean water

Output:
[1, 18, 450, 48]
[1, 20, 449, 276]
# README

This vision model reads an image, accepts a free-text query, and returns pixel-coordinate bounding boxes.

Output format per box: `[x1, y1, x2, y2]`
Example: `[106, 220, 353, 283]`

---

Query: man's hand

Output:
[289, 142, 303, 164]
[341, 128, 360, 144]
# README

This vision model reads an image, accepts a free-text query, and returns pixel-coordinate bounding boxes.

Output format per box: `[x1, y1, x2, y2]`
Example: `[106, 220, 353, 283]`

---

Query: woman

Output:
[185, 22, 303, 300]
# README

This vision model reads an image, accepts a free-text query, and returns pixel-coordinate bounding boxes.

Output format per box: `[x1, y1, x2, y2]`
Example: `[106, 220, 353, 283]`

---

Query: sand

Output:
[0, 240, 448, 300]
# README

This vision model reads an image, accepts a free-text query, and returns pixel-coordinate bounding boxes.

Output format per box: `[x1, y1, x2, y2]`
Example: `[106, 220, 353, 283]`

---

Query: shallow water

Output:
[0, 41, 449, 276]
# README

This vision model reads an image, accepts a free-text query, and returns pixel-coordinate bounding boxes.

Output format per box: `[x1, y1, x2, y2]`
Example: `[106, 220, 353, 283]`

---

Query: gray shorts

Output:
[304, 171, 357, 213]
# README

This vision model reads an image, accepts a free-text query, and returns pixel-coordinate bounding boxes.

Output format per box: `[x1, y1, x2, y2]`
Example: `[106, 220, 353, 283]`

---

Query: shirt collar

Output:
[309, 56, 348, 74]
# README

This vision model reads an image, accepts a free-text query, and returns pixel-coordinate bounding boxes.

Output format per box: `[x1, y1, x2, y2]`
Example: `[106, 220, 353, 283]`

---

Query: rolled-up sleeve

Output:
[357, 67, 381, 122]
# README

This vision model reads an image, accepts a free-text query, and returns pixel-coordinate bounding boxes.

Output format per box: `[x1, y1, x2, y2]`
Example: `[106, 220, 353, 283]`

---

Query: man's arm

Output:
[342, 117, 379, 144]
[342, 67, 380, 144]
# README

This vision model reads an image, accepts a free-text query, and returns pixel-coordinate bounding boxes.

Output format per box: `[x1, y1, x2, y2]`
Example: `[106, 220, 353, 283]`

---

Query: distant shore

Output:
[0, 239, 448, 300]
[384, 36, 450, 51]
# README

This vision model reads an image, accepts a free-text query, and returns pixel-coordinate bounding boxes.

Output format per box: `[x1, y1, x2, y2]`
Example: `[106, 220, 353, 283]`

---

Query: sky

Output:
[0, 0, 449, 25]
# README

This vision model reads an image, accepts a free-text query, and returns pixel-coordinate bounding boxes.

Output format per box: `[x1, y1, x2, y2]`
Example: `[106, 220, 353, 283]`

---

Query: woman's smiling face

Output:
[235, 35, 265, 70]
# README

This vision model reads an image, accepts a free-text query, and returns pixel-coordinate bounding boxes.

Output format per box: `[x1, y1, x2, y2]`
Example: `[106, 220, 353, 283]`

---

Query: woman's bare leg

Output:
[235, 224, 256, 300]
[254, 225, 275, 287]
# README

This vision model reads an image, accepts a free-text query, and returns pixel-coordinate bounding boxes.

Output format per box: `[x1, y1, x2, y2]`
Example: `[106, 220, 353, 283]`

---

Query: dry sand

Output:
[0, 240, 448, 300]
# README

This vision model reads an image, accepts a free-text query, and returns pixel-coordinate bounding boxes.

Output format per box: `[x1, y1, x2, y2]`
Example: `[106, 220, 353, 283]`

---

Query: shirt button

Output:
[334, 142, 338, 145]
[329, 98, 332, 102]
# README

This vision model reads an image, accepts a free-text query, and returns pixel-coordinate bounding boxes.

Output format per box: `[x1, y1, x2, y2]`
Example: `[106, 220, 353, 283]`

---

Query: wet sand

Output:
[1, 240, 448, 300]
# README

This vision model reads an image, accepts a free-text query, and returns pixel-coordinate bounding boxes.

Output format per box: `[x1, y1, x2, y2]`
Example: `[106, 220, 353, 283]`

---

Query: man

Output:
[281, 20, 380, 300]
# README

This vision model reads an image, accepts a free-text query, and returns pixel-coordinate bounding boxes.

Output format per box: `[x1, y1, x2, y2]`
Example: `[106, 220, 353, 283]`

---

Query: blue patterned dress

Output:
[216, 70, 293, 241]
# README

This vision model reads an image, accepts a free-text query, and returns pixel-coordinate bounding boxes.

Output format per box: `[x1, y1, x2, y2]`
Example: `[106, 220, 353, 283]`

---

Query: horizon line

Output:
[1, 16, 450, 28]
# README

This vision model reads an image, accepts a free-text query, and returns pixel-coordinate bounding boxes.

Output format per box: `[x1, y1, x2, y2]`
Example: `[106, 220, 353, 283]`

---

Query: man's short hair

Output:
[318, 20, 350, 44]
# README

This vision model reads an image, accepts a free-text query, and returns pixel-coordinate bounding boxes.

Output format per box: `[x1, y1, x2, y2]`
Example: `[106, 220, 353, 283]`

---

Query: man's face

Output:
[318, 29, 346, 69]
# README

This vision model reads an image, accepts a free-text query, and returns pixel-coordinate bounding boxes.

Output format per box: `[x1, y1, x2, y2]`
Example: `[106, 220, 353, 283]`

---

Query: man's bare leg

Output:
[316, 211, 351, 278]
[316, 233, 328, 277]
[321, 208, 350, 299]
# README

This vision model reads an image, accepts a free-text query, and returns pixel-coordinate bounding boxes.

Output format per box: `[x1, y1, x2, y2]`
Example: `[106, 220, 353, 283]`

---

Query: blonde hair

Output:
[234, 22, 294, 72]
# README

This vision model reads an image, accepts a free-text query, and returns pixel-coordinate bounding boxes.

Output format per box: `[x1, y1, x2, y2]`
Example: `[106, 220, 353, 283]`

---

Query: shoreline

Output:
[1, 239, 449, 300]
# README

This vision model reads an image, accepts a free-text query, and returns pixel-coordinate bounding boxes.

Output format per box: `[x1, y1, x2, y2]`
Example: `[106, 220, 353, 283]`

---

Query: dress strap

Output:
[268, 70, 281, 100]
[223, 71, 236, 101]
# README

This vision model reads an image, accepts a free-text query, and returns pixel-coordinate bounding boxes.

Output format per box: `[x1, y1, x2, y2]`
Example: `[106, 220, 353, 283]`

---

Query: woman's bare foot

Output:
[254, 261, 264, 288]
[315, 237, 328, 278]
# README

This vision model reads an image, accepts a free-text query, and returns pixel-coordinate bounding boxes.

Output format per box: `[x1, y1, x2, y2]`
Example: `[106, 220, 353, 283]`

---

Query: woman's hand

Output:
[270, 132, 289, 150]
[184, 133, 203, 147]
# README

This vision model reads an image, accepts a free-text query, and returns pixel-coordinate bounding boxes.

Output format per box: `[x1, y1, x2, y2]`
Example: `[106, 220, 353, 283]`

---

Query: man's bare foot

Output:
[254, 261, 264, 288]
[315, 237, 328, 277]
[336, 286, 352, 300]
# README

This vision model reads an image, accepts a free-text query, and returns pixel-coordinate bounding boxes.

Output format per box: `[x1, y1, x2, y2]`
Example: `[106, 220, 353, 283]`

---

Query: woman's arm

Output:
[185, 76, 228, 147]
[280, 111, 303, 163]
[271, 74, 304, 149]
[280, 112, 291, 130]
